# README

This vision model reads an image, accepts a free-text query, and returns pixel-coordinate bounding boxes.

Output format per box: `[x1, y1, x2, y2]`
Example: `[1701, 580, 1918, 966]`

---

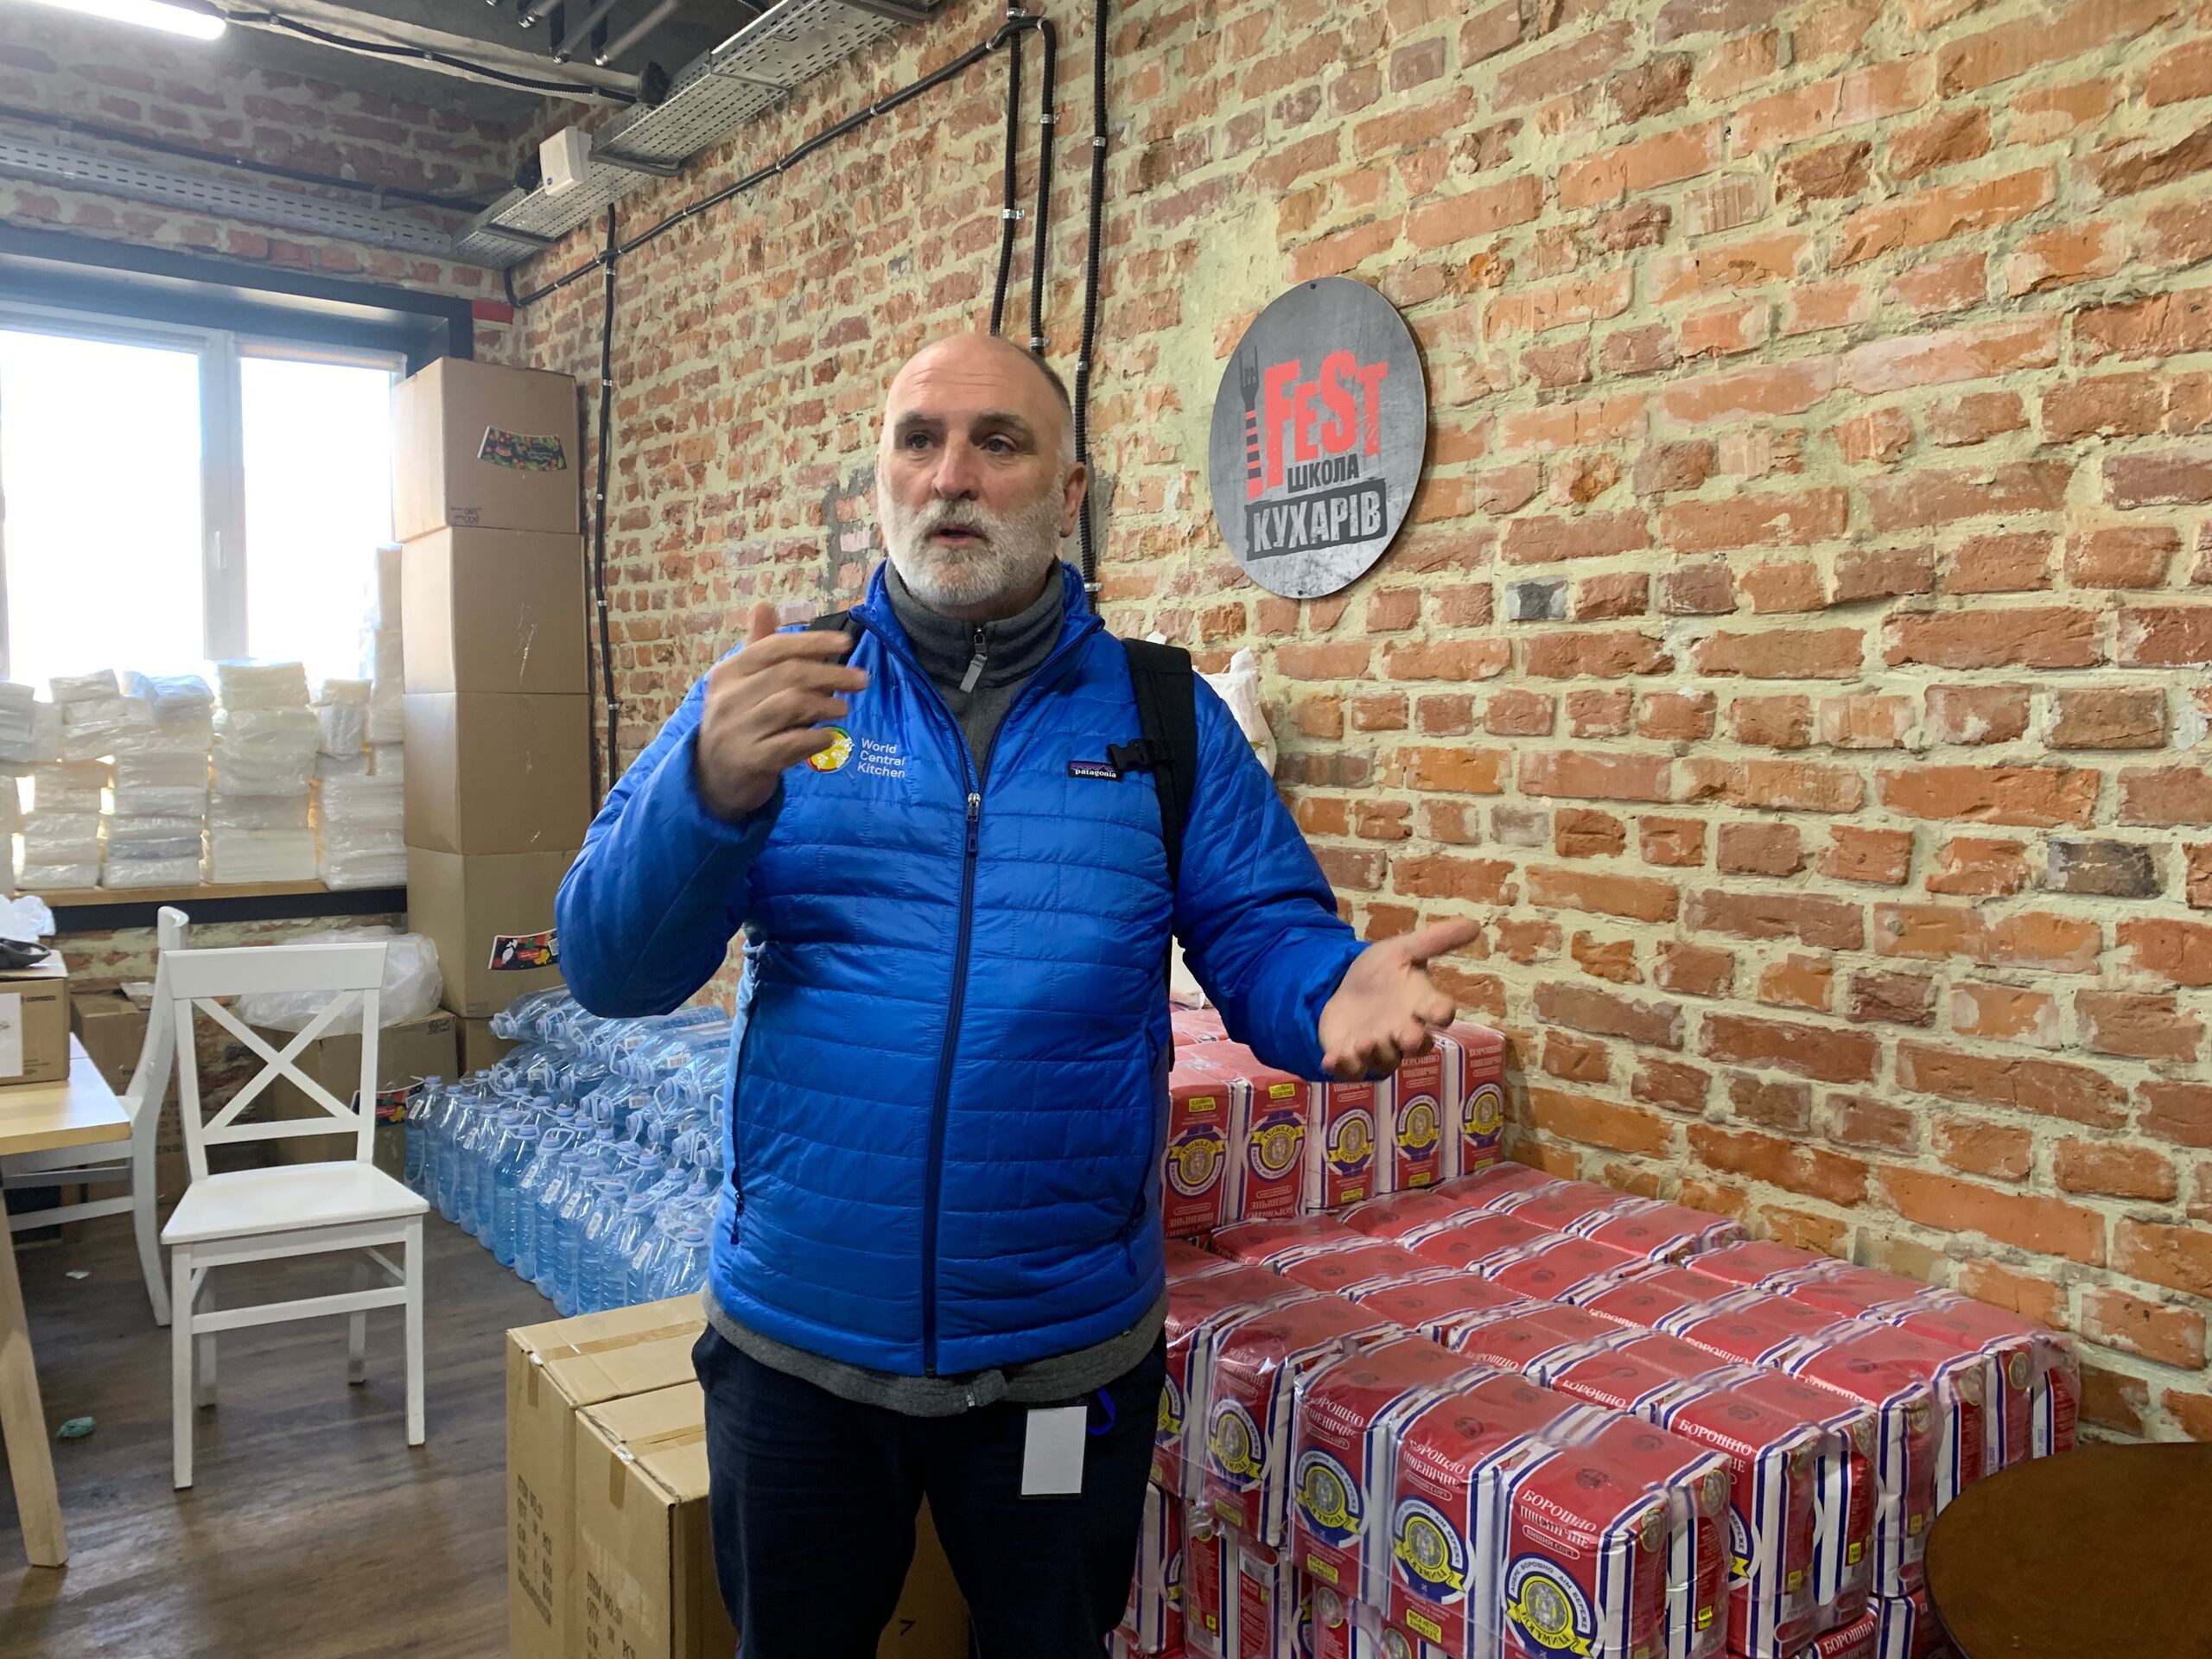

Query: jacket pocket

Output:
[1120, 1027, 1171, 1240]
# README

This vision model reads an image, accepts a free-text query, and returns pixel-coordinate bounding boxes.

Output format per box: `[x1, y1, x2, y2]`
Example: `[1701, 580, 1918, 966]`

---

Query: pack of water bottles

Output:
[402, 985, 732, 1317]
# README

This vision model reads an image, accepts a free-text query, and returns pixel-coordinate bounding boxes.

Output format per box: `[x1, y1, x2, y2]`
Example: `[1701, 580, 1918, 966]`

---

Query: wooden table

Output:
[0, 1037, 130, 1567]
[1924, 1442, 2212, 1657]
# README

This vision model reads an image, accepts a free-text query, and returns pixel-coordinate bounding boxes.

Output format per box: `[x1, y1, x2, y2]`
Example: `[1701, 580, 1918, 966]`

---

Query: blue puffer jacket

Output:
[556, 562, 1365, 1376]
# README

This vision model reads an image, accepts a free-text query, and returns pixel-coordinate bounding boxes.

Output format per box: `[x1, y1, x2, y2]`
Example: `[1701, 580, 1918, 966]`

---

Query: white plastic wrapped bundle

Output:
[106, 785, 208, 819]
[367, 743, 404, 779]
[17, 860, 99, 890]
[0, 683, 37, 766]
[319, 677, 371, 705]
[60, 695, 156, 762]
[27, 704, 59, 766]
[100, 855, 201, 890]
[48, 670, 118, 705]
[213, 708, 316, 797]
[116, 752, 209, 791]
[130, 718, 214, 757]
[205, 829, 316, 883]
[365, 630, 403, 685]
[365, 691, 404, 745]
[21, 810, 101, 866]
[27, 763, 108, 812]
[315, 699, 366, 760]
[122, 672, 214, 721]
[313, 772, 405, 889]
[208, 794, 308, 832]
[214, 659, 311, 710]
[315, 752, 371, 780]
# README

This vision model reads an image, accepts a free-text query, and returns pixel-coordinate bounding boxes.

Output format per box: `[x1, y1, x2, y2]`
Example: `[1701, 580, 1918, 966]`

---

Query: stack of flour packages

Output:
[207, 660, 319, 882]
[311, 546, 406, 890]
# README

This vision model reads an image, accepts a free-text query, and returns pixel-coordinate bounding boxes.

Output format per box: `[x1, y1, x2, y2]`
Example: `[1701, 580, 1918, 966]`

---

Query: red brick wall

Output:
[0, 11, 515, 295]
[524, 0, 2205, 1442]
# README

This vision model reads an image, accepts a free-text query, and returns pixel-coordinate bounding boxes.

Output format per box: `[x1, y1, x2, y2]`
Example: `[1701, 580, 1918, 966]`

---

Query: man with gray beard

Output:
[556, 333, 1478, 1656]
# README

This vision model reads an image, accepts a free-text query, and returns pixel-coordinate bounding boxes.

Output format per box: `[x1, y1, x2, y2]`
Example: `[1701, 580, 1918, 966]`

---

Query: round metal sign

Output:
[1208, 276, 1428, 599]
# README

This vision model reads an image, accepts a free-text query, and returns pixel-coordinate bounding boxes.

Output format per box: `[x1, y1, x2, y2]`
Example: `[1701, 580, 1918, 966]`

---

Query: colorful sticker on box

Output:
[478, 426, 569, 472]
[490, 929, 558, 971]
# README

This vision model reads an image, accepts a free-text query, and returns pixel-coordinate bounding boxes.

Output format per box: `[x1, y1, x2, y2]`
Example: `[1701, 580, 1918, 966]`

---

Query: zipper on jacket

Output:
[855, 598, 1099, 1376]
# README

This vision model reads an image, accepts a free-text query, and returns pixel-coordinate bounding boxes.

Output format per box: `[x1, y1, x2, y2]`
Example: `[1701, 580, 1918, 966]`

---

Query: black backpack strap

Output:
[805, 608, 863, 641]
[1117, 638, 1198, 893]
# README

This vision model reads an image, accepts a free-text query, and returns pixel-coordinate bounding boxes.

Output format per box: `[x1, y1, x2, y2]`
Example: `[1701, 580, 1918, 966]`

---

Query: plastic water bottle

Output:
[646, 1215, 712, 1301]
[490, 1122, 543, 1268]
[472, 1109, 528, 1247]
[404, 1077, 443, 1197]
[432, 1089, 482, 1225]
[512, 1126, 574, 1285]
[556, 1177, 628, 1317]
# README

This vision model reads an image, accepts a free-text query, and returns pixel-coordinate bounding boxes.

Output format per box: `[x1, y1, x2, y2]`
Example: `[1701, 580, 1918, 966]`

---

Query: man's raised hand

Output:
[694, 601, 868, 819]
[1315, 917, 1484, 1081]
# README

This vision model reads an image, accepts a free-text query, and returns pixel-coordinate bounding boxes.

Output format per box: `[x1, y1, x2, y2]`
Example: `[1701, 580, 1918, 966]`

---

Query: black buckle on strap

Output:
[1106, 739, 1167, 777]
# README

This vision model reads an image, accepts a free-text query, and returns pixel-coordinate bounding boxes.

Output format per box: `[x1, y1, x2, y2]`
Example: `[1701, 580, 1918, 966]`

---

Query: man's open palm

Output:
[1317, 918, 1483, 1080]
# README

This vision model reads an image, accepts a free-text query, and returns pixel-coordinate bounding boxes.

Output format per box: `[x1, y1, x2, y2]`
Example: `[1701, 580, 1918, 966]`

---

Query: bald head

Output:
[874, 332, 1087, 621]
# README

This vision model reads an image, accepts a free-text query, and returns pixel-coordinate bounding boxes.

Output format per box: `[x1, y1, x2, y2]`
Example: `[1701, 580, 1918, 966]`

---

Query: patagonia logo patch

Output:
[1068, 759, 1121, 780]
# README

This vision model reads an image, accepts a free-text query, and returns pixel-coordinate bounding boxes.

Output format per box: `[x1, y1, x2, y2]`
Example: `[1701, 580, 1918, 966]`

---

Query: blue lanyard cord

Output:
[1088, 1388, 1116, 1437]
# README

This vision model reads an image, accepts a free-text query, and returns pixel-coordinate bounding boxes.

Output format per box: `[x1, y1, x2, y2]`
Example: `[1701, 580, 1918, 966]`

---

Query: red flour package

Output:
[1174, 1007, 1229, 1047]
[1294, 1336, 1484, 1605]
[1308, 1075, 1392, 1211]
[1438, 1162, 1562, 1213]
[1385, 1040, 1459, 1195]
[1214, 1213, 1367, 1270]
[1570, 1413, 1734, 1659]
[1185, 1502, 1231, 1658]
[1230, 1535, 1309, 1659]
[1786, 1325, 1994, 1508]
[1492, 1180, 1633, 1236]
[1576, 1199, 1744, 1265]
[1891, 1292, 2077, 1460]
[1579, 1266, 1738, 1325]
[1658, 1290, 1848, 1370]
[1435, 1022, 1509, 1175]
[1770, 1334, 1941, 1596]
[1443, 1304, 1635, 1376]
[1774, 1269, 1929, 1325]
[1870, 1588, 1952, 1659]
[1122, 1482, 1185, 1655]
[1169, 1237, 1236, 1282]
[1160, 1266, 1305, 1493]
[1165, 1064, 1246, 1238]
[1687, 1240, 1834, 1289]
[1406, 1212, 1561, 1276]
[1348, 1274, 1542, 1345]
[1344, 1187, 1493, 1243]
[1799, 1606, 1879, 1659]
[1188, 1043, 1313, 1224]
[1387, 1376, 1610, 1656]
[1283, 1240, 1446, 1300]
[1486, 1236, 1644, 1305]
[1202, 1296, 1398, 1548]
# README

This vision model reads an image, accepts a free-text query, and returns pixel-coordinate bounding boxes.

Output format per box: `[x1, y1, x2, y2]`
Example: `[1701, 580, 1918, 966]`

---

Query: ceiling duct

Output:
[456, 0, 932, 269]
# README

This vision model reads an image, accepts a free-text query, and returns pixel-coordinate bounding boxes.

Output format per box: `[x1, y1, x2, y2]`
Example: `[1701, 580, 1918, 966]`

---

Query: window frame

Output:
[0, 299, 404, 677]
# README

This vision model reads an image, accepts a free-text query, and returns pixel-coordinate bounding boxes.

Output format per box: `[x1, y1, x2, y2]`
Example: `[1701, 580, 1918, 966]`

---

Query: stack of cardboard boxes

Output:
[391, 358, 591, 1072]
[509, 1296, 968, 1659]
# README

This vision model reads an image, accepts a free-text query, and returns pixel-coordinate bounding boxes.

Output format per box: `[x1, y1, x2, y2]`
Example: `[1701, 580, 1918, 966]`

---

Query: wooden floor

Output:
[0, 1210, 552, 1659]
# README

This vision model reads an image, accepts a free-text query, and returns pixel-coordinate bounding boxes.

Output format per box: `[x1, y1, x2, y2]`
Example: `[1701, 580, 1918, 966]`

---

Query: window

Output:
[0, 306, 400, 692]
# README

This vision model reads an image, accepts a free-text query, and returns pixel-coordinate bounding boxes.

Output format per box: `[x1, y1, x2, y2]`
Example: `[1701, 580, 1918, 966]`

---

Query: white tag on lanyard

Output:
[1020, 1405, 1087, 1497]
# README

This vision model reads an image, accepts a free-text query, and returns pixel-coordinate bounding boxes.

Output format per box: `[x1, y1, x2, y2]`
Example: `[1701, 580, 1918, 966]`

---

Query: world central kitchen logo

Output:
[1236, 348, 1393, 560]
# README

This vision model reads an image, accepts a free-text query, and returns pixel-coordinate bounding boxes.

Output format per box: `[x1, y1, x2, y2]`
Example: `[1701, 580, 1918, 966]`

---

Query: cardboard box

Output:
[249, 1010, 459, 1172]
[72, 985, 148, 1094]
[461, 1014, 520, 1077]
[392, 357, 581, 542]
[402, 528, 588, 696]
[403, 692, 590, 856]
[572, 1381, 969, 1659]
[408, 847, 571, 1019]
[507, 1296, 708, 1659]
[0, 951, 70, 1088]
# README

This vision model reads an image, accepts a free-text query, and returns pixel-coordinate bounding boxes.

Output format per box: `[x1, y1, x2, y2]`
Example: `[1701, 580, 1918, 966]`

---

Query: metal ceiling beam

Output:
[219, 1, 645, 103]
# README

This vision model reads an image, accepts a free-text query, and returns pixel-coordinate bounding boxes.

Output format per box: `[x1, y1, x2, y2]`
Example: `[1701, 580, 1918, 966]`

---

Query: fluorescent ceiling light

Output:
[11, 0, 227, 40]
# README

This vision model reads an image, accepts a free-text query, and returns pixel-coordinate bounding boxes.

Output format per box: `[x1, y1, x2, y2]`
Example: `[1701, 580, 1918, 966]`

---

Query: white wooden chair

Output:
[160, 934, 426, 1489]
[1, 906, 188, 1325]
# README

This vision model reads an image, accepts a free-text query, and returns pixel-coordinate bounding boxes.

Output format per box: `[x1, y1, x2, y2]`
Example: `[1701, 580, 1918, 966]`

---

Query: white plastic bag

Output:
[233, 926, 442, 1033]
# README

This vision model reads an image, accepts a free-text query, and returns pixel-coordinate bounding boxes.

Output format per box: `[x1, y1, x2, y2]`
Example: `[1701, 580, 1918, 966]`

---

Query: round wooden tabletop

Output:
[1923, 1442, 2212, 1659]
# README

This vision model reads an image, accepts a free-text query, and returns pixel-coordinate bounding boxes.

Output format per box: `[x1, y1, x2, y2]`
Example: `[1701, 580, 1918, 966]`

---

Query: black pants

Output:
[692, 1324, 1165, 1659]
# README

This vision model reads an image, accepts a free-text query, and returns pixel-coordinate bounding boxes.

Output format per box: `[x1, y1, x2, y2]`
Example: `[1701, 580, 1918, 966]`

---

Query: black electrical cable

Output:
[1071, 0, 1109, 601]
[511, 15, 1047, 307]
[213, 7, 639, 103]
[0, 101, 493, 213]
[987, 23, 1021, 338]
[590, 207, 622, 795]
[1026, 17, 1056, 357]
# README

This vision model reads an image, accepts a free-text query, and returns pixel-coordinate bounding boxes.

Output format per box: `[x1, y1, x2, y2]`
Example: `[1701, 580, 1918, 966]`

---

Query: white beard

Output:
[880, 487, 1066, 613]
